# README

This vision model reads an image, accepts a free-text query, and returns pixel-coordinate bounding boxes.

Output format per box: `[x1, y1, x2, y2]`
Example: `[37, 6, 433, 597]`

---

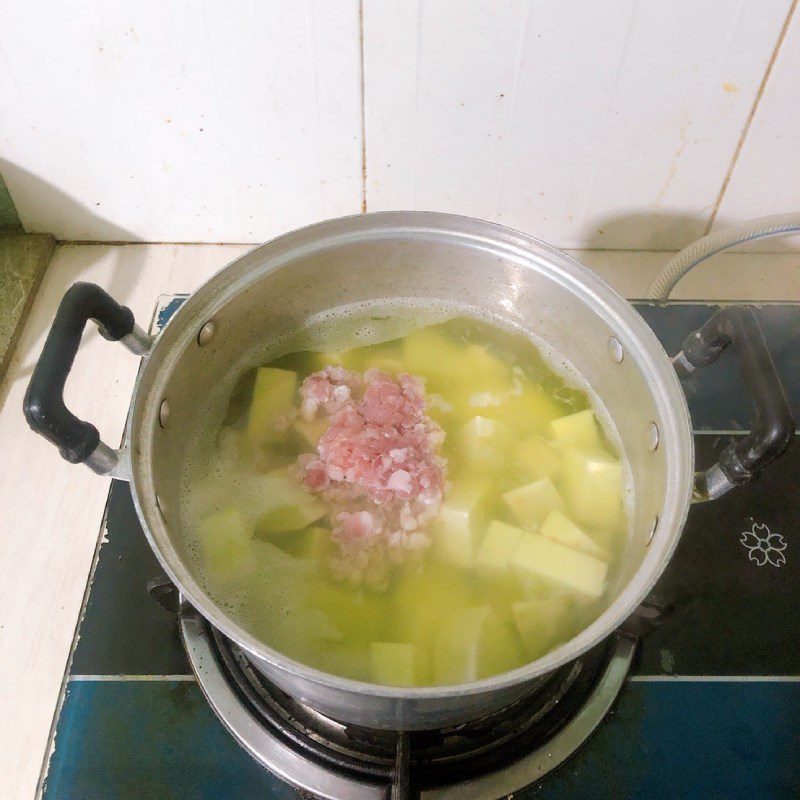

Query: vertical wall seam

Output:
[703, 0, 798, 235]
[359, 0, 367, 213]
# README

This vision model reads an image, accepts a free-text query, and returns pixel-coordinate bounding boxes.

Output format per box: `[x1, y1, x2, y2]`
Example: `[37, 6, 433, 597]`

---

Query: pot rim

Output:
[129, 210, 694, 699]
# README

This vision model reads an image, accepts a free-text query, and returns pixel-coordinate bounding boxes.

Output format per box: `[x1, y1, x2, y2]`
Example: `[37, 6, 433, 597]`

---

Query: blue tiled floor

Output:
[44, 680, 800, 799]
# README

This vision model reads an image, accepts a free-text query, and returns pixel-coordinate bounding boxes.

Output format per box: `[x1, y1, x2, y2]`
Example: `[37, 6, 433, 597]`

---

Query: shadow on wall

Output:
[582, 210, 800, 254]
[581, 211, 708, 251]
[572, 210, 800, 302]
[0, 159, 144, 242]
[0, 160, 146, 386]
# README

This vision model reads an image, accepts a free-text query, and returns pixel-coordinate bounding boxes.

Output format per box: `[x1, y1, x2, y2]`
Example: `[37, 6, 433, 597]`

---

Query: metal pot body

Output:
[118, 212, 695, 730]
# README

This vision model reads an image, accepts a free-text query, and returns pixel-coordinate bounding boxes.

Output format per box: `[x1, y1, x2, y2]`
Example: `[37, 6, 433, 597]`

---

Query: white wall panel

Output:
[363, 0, 792, 249]
[0, 0, 362, 241]
[714, 10, 800, 231]
[1, 1, 796, 247]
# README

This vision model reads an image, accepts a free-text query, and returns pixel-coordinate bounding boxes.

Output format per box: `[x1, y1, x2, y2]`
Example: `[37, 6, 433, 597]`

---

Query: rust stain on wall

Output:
[655, 121, 690, 206]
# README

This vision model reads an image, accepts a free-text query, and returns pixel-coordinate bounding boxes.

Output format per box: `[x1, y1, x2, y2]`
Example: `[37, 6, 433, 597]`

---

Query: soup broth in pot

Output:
[179, 310, 629, 688]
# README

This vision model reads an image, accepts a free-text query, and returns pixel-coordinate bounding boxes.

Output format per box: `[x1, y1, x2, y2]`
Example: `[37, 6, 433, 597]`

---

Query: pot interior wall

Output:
[142, 223, 673, 617]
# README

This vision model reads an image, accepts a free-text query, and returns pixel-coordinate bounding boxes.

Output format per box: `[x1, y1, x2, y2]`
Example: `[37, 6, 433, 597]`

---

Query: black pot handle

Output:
[672, 306, 794, 500]
[23, 282, 151, 475]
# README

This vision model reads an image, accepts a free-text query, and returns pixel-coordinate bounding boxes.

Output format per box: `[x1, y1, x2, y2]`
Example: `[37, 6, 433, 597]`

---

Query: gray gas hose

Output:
[646, 212, 800, 300]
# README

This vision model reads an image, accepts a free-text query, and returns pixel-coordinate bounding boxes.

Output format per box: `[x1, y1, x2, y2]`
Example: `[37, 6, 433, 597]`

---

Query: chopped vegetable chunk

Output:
[433, 606, 524, 684]
[539, 509, 607, 559]
[502, 386, 562, 434]
[198, 507, 253, 580]
[393, 563, 474, 651]
[247, 368, 297, 446]
[511, 531, 608, 598]
[433, 479, 490, 568]
[515, 435, 562, 481]
[561, 447, 623, 529]
[296, 526, 336, 572]
[310, 582, 390, 643]
[476, 520, 525, 577]
[461, 344, 510, 387]
[402, 327, 465, 384]
[550, 409, 600, 450]
[502, 477, 564, 527]
[255, 467, 327, 533]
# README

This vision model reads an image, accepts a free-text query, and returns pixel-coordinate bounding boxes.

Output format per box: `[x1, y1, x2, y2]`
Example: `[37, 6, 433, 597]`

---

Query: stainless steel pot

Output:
[24, 212, 794, 730]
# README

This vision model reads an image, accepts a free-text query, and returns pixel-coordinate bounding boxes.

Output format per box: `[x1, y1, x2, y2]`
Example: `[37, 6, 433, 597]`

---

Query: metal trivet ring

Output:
[181, 604, 635, 800]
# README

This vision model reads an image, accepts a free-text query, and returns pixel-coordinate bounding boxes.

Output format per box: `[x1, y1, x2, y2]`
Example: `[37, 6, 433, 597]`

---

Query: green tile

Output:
[0, 232, 55, 382]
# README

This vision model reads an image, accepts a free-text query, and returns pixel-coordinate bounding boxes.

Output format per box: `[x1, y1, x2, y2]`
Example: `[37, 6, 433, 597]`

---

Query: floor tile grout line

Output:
[65, 674, 800, 683]
[49, 241, 800, 254]
[703, 0, 799, 235]
[630, 675, 800, 682]
[69, 674, 197, 682]
[359, 0, 367, 213]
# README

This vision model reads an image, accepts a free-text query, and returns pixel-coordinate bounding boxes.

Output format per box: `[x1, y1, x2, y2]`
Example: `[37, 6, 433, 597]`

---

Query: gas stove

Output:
[180, 607, 633, 799]
[40, 298, 800, 800]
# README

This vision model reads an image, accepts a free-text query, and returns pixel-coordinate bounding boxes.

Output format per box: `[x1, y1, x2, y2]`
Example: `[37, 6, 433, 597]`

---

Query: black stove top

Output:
[40, 299, 800, 800]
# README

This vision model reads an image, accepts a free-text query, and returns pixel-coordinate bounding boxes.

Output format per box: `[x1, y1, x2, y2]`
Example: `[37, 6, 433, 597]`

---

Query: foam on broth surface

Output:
[179, 303, 631, 687]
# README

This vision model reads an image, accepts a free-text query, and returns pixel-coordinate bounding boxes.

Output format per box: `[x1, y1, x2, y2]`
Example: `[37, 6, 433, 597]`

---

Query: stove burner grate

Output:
[182, 604, 635, 800]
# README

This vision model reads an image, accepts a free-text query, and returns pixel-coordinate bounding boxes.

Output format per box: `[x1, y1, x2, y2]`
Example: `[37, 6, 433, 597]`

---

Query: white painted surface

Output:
[0, 1, 362, 241]
[363, 0, 793, 250]
[0, 243, 249, 800]
[1, 243, 799, 800]
[715, 10, 800, 230]
[1, 1, 798, 247]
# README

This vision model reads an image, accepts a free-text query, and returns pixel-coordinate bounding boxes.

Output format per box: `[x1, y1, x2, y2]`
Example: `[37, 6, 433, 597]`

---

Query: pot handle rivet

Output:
[647, 422, 659, 451]
[607, 336, 624, 363]
[159, 399, 170, 428]
[197, 321, 216, 346]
